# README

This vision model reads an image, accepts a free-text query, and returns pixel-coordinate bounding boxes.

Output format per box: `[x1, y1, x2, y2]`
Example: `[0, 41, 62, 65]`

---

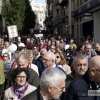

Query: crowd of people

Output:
[0, 33, 100, 100]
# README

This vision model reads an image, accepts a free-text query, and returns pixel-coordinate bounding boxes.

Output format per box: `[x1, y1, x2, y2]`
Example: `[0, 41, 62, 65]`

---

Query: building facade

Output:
[30, 1, 46, 31]
[73, 0, 100, 44]
[44, 0, 53, 33]
[45, 0, 74, 39]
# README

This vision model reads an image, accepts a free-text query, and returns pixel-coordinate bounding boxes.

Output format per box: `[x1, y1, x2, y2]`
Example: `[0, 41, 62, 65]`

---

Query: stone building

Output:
[45, 0, 74, 39]
[73, 0, 100, 44]
[30, 1, 46, 31]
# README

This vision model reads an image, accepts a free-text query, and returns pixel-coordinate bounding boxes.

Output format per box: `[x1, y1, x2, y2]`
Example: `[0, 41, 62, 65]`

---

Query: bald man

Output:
[64, 56, 100, 100]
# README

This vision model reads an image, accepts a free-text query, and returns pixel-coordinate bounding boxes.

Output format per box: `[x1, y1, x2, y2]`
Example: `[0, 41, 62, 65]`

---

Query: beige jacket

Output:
[4, 84, 36, 100]
[59, 64, 71, 75]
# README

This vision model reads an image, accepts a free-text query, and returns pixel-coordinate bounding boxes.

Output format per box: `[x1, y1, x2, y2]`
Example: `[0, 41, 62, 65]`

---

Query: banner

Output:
[7, 25, 18, 38]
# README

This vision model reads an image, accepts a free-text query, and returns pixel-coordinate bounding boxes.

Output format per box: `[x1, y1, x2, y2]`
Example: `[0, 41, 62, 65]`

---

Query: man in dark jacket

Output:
[34, 48, 47, 77]
[22, 67, 66, 100]
[64, 56, 100, 100]
[60, 54, 88, 100]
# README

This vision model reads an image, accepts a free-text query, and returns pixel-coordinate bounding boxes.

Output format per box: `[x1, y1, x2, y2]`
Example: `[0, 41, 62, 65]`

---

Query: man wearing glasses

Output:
[42, 51, 65, 74]
[22, 67, 66, 100]
[64, 56, 100, 100]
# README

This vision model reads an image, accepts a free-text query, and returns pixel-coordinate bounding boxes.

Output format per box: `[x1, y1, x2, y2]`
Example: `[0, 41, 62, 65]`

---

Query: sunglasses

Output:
[56, 56, 60, 58]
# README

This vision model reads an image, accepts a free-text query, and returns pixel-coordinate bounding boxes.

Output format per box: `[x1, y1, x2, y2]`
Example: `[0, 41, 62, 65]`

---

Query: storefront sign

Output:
[84, 12, 92, 19]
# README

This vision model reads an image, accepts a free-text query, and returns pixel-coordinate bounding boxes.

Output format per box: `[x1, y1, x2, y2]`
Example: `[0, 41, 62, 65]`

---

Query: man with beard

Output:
[64, 56, 100, 100]
[22, 67, 66, 100]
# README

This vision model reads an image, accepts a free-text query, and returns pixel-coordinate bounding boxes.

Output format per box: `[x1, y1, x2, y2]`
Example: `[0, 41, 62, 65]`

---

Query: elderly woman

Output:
[55, 51, 71, 74]
[4, 67, 36, 100]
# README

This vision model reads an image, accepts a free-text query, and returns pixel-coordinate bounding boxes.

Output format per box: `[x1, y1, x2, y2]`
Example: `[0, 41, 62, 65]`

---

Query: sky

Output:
[34, 0, 46, 6]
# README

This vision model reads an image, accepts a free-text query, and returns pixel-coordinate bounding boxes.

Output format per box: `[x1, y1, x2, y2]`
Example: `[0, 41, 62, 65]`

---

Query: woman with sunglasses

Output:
[55, 51, 71, 75]
[3, 52, 13, 88]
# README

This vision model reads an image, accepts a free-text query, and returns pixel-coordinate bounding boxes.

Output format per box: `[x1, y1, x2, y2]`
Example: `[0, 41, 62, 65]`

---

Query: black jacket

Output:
[64, 71, 100, 100]
[22, 88, 43, 100]
[34, 56, 45, 77]
[22, 87, 60, 100]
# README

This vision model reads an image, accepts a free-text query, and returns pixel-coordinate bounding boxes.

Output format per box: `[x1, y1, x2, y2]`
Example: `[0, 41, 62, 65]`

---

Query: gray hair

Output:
[48, 51, 56, 62]
[84, 43, 92, 49]
[72, 54, 87, 66]
[33, 49, 39, 56]
[16, 53, 28, 63]
[40, 48, 47, 55]
[40, 67, 66, 89]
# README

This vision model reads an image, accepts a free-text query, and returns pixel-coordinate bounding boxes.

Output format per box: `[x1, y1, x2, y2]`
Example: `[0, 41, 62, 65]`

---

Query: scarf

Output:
[13, 82, 28, 100]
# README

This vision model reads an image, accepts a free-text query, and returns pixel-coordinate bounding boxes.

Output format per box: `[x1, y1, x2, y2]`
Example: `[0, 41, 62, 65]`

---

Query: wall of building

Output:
[30, 1, 46, 30]
[94, 11, 100, 43]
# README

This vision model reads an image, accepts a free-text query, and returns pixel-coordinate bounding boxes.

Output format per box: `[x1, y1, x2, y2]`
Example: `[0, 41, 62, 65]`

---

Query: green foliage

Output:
[2, 0, 36, 31]
[23, 0, 36, 30]
[2, 0, 26, 30]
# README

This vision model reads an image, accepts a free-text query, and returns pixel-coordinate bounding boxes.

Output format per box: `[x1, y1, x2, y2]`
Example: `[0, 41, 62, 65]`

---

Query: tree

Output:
[23, 0, 36, 30]
[1, 0, 26, 30]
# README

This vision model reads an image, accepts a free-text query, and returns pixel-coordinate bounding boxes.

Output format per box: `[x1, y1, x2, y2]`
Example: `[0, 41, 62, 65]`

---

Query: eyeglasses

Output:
[42, 58, 51, 62]
[53, 86, 65, 92]
[95, 68, 100, 72]
[16, 76, 27, 79]
[3, 56, 8, 57]
[56, 56, 60, 58]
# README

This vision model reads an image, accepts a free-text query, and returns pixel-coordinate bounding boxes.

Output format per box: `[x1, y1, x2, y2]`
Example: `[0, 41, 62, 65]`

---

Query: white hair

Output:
[48, 51, 56, 62]
[40, 67, 66, 89]
[40, 48, 47, 54]
[17, 54, 28, 63]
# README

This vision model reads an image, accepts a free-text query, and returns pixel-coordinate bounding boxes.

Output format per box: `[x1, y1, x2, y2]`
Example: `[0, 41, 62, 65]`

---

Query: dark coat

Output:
[22, 88, 43, 100]
[34, 56, 45, 77]
[65, 49, 76, 67]
[64, 71, 100, 100]
[22, 87, 60, 100]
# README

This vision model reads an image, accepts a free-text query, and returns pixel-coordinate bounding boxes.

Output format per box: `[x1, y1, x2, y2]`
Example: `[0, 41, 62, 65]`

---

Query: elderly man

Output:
[61, 54, 88, 100]
[35, 48, 47, 77]
[6, 54, 39, 88]
[66, 54, 88, 88]
[84, 43, 96, 61]
[64, 56, 100, 100]
[42, 51, 65, 73]
[22, 67, 66, 100]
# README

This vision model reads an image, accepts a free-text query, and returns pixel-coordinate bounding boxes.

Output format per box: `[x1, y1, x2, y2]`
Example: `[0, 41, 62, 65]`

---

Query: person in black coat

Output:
[22, 67, 66, 100]
[64, 56, 100, 100]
